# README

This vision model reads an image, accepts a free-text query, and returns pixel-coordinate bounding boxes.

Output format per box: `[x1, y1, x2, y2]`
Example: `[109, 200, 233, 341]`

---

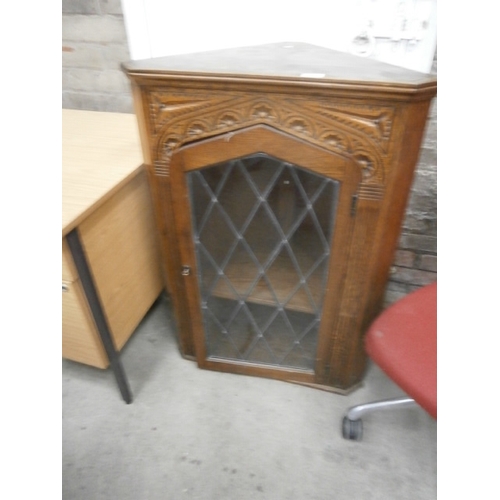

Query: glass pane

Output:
[187, 153, 339, 370]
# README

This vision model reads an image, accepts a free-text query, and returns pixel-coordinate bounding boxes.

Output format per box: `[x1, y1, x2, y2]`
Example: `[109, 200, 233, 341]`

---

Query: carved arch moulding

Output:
[146, 90, 394, 198]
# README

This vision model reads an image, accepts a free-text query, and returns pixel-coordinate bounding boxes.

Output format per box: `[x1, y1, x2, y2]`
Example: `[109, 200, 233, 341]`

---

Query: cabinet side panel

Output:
[363, 100, 435, 325]
[79, 170, 163, 350]
[130, 82, 153, 165]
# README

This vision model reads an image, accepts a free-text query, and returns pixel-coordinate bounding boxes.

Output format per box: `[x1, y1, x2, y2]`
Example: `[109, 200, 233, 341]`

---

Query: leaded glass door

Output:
[169, 126, 360, 384]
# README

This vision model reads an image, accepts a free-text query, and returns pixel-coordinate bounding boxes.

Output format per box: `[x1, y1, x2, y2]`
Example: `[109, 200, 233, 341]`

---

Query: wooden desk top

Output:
[62, 109, 143, 236]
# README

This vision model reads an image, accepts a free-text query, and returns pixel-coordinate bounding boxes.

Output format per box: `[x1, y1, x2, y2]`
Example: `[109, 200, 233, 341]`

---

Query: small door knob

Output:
[181, 265, 191, 276]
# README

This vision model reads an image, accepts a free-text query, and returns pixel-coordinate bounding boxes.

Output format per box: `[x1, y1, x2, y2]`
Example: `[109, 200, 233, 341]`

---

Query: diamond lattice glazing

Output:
[187, 153, 339, 369]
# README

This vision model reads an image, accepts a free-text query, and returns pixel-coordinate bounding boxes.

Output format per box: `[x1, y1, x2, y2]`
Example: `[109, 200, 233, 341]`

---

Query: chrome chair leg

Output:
[342, 397, 416, 440]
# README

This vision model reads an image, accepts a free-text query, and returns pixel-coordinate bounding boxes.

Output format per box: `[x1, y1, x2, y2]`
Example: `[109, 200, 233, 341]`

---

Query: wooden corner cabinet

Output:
[122, 42, 437, 393]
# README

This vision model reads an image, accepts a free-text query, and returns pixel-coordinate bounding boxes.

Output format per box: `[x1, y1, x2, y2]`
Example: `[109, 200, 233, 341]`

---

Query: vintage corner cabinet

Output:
[122, 42, 437, 393]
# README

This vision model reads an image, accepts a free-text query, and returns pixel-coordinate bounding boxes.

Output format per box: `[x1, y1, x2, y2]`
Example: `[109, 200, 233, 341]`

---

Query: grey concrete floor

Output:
[62, 294, 436, 499]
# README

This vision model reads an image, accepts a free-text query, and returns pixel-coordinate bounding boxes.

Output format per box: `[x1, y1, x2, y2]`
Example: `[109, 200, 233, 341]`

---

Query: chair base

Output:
[342, 396, 417, 441]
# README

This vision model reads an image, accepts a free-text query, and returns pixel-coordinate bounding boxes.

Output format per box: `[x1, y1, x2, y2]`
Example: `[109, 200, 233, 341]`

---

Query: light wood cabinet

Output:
[123, 42, 437, 392]
[62, 110, 163, 370]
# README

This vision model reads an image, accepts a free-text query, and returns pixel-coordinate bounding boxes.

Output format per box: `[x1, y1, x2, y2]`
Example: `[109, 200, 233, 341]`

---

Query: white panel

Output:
[121, 0, 436, 73]
[121, 0, 152, 60]
[143, 1, 357, 58]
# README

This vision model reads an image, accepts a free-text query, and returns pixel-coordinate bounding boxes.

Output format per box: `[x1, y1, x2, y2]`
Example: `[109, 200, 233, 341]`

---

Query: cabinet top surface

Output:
[62, 109, 143, 236]
[123, 42, 436, 91]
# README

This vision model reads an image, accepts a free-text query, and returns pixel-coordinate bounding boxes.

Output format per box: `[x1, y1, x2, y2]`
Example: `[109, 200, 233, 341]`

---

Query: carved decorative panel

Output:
[148, 91, 392, 196]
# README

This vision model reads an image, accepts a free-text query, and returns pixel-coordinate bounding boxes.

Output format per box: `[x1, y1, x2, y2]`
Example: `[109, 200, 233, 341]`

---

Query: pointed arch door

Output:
[168, 125, 361, 385]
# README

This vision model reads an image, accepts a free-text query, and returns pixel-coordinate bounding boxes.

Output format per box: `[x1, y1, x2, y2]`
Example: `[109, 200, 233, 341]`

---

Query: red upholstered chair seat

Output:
[365, 282, 437, 419]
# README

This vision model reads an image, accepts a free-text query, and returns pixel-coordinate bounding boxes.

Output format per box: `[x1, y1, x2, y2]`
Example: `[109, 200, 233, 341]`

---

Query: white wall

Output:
[122, 0, 436, 73]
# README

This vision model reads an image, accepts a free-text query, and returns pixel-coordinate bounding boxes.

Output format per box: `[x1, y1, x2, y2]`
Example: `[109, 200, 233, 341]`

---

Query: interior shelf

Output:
[208, 244, 325, 314]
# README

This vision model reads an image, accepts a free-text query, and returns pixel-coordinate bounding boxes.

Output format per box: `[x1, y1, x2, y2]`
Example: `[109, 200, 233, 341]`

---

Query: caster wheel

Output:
[342, 416, 363, 441]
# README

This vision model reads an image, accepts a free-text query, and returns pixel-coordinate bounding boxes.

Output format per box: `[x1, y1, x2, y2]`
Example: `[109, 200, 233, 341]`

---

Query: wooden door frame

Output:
[168, 125, 362, 386]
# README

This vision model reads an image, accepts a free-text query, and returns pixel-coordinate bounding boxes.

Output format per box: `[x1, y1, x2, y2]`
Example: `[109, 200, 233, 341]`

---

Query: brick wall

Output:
[62, 0, 133, 112]
[61, 2, 437, 305]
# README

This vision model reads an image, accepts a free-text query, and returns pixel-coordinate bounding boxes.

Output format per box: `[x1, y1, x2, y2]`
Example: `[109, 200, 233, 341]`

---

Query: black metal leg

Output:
[66, 229, 133, 404]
